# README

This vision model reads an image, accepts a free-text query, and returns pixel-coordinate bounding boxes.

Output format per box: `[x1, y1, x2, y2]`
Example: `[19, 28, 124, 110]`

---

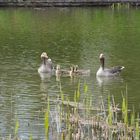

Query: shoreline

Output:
[0, 1, 140, 7]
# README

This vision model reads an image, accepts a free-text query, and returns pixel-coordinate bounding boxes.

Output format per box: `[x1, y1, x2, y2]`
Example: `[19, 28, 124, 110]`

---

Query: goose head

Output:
[41, 52, 48, 65]
[99, 53, 105, 70]
[69, 66, 75, 77]
[56, 64, 61, 71]
[74, 65, 79, 71]
[69, 65, 75, 73]
[70, 65, 75, 73]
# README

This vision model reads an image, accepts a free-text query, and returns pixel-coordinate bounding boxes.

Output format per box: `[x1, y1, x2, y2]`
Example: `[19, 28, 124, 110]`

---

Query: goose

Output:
[55, 64, 70, 76]
[69, 66, 75, 77]
[74, 65, 90, 75]
[38, 52, 53, 73]
[96, 53, 125, 77]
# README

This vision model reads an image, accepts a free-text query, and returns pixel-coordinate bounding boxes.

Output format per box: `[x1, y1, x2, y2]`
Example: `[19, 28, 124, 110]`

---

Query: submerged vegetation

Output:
[2, 83, 140, 140]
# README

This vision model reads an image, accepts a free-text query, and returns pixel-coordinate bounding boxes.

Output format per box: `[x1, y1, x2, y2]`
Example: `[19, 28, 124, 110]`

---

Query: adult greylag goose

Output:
[96, 53, 125, 77]
[38, 52, 53, 73]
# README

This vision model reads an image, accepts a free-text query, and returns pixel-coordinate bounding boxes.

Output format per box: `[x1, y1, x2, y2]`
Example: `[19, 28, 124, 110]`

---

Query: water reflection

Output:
[95, 75, 125, 105]
[56, 74, 61, 82]
[96, 76, 124, 87]
[38, 72, 52, 81]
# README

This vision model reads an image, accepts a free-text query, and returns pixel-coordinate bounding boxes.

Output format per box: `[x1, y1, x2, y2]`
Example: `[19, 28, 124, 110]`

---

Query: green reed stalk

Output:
[45, 97, 50, 140]
[29, 134, 33, 140]
[130, 107, 135, 126]
[122, 96, 128, 124]
[84, 82, 88, 94]
[73, 83, 81, 110]
[66, 96, 71, 130]
[14, 118, 19, 135]
[107, 94, 112, 125]
[135, 113, 140, 140]
[76, 81, 80, 102]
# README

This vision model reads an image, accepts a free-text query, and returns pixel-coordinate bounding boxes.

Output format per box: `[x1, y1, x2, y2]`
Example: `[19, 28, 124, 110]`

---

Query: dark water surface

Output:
[0, 7, 140, 139]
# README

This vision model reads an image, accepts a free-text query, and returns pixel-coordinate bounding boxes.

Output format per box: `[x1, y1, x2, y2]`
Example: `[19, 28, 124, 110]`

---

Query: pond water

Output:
[0, 7, 140, 139]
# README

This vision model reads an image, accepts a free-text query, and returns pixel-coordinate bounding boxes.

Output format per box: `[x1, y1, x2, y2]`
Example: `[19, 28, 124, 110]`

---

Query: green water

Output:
[0, 7, 140, 139]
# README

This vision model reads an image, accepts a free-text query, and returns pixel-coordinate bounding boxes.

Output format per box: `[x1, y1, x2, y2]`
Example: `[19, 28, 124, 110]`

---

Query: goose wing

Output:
[109, 66, 125, 74]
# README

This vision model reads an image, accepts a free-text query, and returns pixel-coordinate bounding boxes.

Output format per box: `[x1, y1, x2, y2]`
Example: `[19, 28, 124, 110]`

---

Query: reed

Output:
[77, 80, 80, 102]
[107, 94, 113, 125]
[121, 93, 128, 127]
[84, 82, 88, 94]
[56, 83, 140, 140]
[130, 106, 135, 126]
[29, 134, 33, 140]
[135, 113, 140, 139]
[14, 118, 19, 135]
[44, 97, 50, 140]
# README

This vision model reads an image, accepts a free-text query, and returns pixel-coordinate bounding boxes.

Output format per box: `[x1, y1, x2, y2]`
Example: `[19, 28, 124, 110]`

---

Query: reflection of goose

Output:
[39, 72, 52, 81]
[96, 53, 125, 77]
[38, 52, 53, 73]
[96, 76, 124, 87]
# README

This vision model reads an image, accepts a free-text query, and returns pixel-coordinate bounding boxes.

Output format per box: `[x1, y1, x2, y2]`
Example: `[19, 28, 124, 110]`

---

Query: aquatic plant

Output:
[135, 113, 140, 140]
[2, 83, 140, 140]
[14, 117, 19, 135]
[29, 134, 33, 140]
[45, 97, 50, 140]
[130, 106, 135, 126]
[107, 94, 113, 125]
[56, 83, 140, 140]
